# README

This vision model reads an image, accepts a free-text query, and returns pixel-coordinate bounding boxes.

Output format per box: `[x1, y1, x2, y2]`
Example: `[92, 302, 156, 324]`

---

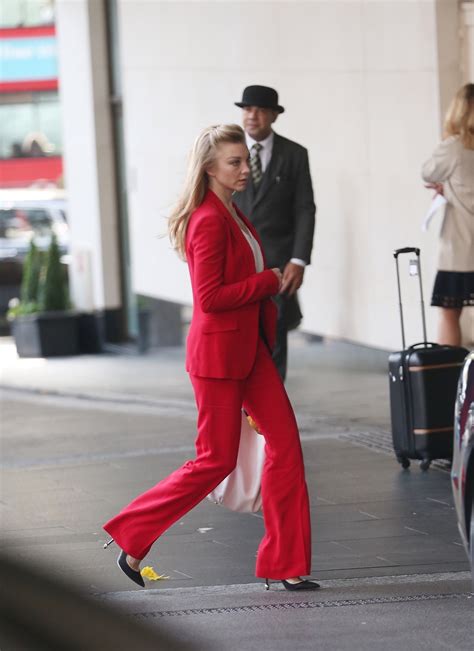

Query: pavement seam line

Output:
[0, 384, 196, 412]
[130, 592, 473, 618]
[98, 571, 472, 599]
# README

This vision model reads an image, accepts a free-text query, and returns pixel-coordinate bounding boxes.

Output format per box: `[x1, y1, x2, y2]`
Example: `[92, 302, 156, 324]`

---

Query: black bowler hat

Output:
[235, 85, 285, 113]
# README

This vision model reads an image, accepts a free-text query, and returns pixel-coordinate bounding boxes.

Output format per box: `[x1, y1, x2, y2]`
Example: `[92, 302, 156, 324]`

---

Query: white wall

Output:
[462, 1, 474, 81]
[118, 0, 462, 350]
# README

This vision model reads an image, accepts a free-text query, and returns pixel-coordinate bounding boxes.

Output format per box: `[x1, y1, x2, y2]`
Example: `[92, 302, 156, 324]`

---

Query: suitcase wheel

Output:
[396, 454, 410, 470]
[419, 459, 431, 472]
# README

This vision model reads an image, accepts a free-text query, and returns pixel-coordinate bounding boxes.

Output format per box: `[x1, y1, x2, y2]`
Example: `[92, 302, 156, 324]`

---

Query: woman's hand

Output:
[424, 182, 444, 197]
[271, 268, 283, 291]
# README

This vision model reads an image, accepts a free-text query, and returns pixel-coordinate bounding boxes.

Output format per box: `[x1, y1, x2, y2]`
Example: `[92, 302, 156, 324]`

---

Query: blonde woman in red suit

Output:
[103, 124, 318, 591]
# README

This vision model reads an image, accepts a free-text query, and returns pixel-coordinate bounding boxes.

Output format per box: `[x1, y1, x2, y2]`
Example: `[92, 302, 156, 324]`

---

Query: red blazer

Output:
[185, 189, 279, 379]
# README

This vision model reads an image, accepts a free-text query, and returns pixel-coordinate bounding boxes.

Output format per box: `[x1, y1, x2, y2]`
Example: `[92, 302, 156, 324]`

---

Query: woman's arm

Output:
[189, 214, 280, 313]
[422, 137, 459, 183]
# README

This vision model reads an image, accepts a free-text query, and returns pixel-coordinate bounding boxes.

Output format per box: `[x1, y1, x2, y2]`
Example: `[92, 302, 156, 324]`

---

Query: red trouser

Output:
[103, 338, 311, 579]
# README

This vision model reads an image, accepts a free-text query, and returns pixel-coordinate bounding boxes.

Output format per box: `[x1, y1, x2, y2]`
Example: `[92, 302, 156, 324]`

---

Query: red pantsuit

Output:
[103, 190, 312, 579]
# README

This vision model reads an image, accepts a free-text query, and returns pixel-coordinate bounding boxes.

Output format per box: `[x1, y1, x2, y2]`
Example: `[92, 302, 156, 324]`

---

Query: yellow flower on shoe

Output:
[140, 566, 169, 581]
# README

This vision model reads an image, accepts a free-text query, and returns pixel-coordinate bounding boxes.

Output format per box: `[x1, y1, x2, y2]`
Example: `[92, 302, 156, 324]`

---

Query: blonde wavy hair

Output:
[168, 124, 246, 259]
[444, 83, 474, 149]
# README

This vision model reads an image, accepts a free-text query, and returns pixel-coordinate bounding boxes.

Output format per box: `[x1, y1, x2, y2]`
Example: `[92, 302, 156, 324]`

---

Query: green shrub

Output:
[38, 234, 70, 312]
[8, 235, 71, 319]
[20, 240, 43, 304]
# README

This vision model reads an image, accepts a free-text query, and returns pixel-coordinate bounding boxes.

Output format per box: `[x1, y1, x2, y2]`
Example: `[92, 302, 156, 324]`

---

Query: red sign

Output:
[0, 157, 63, 188]
[0, 25, 58, 93]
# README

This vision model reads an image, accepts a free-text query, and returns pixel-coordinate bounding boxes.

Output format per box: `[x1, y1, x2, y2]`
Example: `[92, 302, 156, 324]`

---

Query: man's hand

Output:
[280, 262, 304, 296]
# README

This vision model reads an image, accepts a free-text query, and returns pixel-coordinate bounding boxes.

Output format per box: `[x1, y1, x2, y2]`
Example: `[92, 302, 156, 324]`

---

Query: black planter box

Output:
[12, 311, 80, 358]
[77, 312, 104, 354]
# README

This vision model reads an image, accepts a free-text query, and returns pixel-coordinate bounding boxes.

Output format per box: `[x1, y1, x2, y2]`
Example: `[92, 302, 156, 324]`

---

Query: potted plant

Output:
[8, 235, 79, 357]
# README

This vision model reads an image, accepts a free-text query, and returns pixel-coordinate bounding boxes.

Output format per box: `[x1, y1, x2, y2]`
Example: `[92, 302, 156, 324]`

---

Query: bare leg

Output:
[126, 555, 141, 571]
[438, 307, 462, 346]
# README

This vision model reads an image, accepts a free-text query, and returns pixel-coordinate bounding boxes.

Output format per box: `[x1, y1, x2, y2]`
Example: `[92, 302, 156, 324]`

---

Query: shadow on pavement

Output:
[0, 552, 196, 650]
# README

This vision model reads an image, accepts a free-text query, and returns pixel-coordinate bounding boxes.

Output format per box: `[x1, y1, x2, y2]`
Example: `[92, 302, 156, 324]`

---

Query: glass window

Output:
[0, 0, 55, 28]
[0, 92, 62, 159]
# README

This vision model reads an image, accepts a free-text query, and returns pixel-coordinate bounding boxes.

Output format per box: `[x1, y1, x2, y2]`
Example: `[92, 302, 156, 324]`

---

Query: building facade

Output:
[55, 0, 474, 349]
[0, 0, 63, 188]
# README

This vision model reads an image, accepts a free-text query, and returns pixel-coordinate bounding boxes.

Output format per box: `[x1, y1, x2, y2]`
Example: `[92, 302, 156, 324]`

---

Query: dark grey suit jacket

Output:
[233, 131, 316, 329]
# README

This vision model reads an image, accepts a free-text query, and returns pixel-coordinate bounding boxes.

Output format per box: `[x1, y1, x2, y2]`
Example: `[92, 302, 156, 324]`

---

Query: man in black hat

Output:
[233, 85, 316, 381]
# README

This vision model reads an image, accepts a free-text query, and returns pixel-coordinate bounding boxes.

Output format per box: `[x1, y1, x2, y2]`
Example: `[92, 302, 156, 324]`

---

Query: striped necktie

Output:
[250, 142, 263, 186]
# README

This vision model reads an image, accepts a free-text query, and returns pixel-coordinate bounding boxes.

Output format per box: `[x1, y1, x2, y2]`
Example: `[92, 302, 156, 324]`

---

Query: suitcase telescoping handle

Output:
[393, 247, 428, 349]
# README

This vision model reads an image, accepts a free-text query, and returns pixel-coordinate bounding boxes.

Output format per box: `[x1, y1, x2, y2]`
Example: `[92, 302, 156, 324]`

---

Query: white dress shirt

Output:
[244, 130, 306, 268]
[245, 131, 274, 173]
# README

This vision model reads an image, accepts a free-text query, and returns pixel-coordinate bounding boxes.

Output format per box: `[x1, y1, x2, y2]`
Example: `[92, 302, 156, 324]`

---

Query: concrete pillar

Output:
[56, 0, 123, 340]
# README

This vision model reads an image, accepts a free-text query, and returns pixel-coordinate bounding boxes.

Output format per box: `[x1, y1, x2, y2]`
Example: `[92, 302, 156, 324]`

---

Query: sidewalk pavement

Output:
[1, 334, 472, 650]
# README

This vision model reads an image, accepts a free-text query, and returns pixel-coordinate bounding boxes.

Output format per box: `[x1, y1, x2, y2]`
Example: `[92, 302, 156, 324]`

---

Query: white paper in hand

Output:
[422, 194, 447, 232]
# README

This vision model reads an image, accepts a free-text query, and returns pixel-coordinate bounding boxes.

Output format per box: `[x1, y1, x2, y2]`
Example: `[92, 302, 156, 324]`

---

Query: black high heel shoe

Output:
[265, 578, 320, 591]
[104, 538, 145, 588]
[117, 550, 145, 588]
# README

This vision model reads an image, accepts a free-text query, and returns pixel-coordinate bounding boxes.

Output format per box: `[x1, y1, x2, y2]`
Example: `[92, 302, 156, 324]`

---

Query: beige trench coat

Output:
[422, 135, 474, 272]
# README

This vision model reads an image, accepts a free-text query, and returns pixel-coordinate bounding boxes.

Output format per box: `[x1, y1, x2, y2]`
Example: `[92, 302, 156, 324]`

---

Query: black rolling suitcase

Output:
[388, 247, 468, 470]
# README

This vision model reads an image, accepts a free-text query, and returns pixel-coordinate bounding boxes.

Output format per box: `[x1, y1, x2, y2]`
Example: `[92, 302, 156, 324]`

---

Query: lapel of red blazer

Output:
[206, 189, 267, 271]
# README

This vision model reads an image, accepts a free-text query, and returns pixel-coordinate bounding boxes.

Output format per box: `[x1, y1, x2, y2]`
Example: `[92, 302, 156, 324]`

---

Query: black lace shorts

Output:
[431, 271, 474, 308]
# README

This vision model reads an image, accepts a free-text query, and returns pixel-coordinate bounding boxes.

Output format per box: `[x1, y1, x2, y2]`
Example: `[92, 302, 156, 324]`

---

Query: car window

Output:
[0, 207, 68, 251]
[0, 208, 51, 239]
